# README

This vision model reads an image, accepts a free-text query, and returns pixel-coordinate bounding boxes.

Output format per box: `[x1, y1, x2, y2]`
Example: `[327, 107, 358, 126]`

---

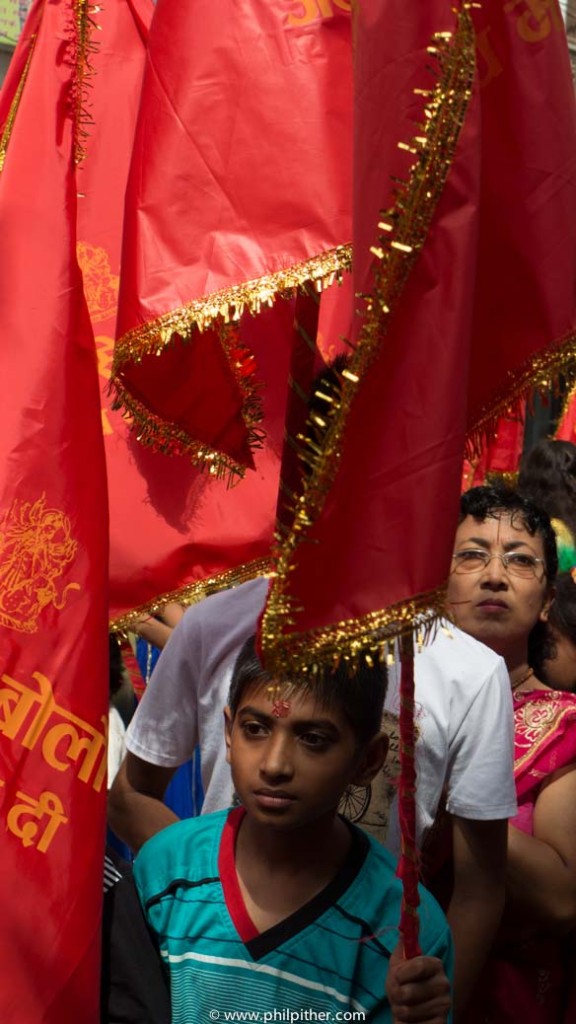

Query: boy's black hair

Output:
[460, 484, 558, 583]
[228, 636, 387, 745]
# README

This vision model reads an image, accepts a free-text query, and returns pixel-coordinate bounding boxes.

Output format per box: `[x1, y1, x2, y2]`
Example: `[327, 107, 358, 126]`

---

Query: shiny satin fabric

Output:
[0, 1, 109, 1019]
[113, 0, 353, 469]
[261, 0, 576, 661]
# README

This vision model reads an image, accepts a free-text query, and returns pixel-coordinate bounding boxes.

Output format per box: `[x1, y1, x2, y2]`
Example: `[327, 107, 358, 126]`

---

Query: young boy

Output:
[133, 638, 453, 1023]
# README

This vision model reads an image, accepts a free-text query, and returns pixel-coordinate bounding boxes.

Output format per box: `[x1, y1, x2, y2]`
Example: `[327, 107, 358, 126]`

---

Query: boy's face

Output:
[224, 681, 383, 831]
[447, 512, 551, 656]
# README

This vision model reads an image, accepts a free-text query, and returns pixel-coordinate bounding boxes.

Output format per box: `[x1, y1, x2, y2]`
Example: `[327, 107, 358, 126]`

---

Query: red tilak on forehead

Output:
[267, 684, 291, 717]
[272, 698, 291, 718]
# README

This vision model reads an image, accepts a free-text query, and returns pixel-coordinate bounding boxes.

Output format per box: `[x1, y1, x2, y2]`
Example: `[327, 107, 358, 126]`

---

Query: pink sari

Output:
[471, 690, 576, 1024]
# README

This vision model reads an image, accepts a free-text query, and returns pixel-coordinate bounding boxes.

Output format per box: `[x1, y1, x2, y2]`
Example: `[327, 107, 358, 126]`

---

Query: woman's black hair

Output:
[460, 484, 558, 582]
[530, 572, 576, 678]
[461, 485, 558, 674]
[518, 439, 576, 540]
[228, 636, 387, 746]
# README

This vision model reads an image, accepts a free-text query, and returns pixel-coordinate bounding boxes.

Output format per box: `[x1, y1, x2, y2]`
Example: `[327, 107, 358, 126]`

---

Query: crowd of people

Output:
[103, 439, 576, 1024]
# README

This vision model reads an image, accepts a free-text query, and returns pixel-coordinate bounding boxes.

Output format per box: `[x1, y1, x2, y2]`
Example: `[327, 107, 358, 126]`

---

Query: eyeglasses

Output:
[451, 549, 546, 579]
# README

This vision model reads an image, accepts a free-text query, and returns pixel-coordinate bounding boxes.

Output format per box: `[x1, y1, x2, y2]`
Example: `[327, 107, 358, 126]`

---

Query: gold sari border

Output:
[0, 34, 36, 174]
[514, 692, 576, 775]
[109, 557, 274, 636]
[261, 6, 476, 677]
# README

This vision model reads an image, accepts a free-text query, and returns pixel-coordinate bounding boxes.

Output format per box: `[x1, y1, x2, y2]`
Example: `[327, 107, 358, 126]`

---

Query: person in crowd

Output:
[108, 634, 128, 788]
[446, 484, 576, 1022]
[101, 846, 171, 1024]
[108, 568, 516, 1022]
[133, 637, 453, 1024]
[529, 570, 576, 693]
[518, 438, 576, 571]
[109, 360, 516, 1021]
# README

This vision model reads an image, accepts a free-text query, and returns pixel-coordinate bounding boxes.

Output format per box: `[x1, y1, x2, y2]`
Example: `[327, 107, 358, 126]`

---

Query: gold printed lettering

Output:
[285, 0, 351, 26]
[476, 25, 504, 88]
[0, 671, 107, 791]
[504, 0, 562, 43]
[101, 407, 114, 436]
[7, 789, 68, 854]
[286, 0, 318, 26]
[0, 671, 54, 748]
[42, 712, 107, 792]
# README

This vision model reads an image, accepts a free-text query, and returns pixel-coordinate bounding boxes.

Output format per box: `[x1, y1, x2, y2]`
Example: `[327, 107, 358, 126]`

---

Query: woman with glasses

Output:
[446, 485, 576, 1023]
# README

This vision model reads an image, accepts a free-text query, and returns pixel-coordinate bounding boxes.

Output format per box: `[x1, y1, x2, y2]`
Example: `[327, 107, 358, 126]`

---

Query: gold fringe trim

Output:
[71, 1, 100, 166]
[0, 34, 37, 174]
[261, 6, 476, 677]
[111, 245, 351, 476]
[111, 323, 265, 484]
[258, 588, 448, 679]
[485, 470, 520, 488]
[467, 330, 576, 458]
[109, 557, 274, 636]
[113, 244, 352, 366]
[110, 378, 250, 481]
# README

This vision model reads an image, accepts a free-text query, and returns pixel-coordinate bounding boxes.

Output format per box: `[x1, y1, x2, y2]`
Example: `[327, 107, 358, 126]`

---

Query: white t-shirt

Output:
[356, 624, 518, 853]
[107, 705, 127, 789]
[125, 576, 270, 813]
[127, 582, 517, 838]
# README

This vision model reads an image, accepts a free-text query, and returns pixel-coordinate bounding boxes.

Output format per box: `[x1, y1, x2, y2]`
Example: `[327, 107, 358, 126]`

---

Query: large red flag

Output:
[72, 0, 291, 625]
[260, 0, 576, 677]
[111, 0, 353, 477]
[259, 0, 576, 956]
[0, 1, 109, 1019]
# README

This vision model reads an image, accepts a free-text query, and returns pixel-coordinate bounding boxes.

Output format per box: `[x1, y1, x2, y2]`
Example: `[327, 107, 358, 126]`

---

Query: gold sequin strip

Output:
[260, 7, 476, 678]
[0, 33, 37, 174]
[71, 1, 100, 166]
[467, 331, 576, 457]
[113, 244, 352, 365]
[260, 587, 447, 679]
[110, 247, 351, 475]
[109, 557, 274, 636]
[112, 318, 266, 484]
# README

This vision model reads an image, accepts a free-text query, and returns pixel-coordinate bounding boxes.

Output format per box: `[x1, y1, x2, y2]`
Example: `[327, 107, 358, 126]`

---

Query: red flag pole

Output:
[398, 632, 422, 958]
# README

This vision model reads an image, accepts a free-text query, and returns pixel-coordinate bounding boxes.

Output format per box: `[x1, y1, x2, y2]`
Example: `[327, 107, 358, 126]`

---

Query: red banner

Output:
[462, 408, 526, 489]
[72, 0, 292, 624]
[260, 0, 576, 663]
[556, 385, 576, 442]
[111, 0, 353, 476]
[0, 1, 109, 1020]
